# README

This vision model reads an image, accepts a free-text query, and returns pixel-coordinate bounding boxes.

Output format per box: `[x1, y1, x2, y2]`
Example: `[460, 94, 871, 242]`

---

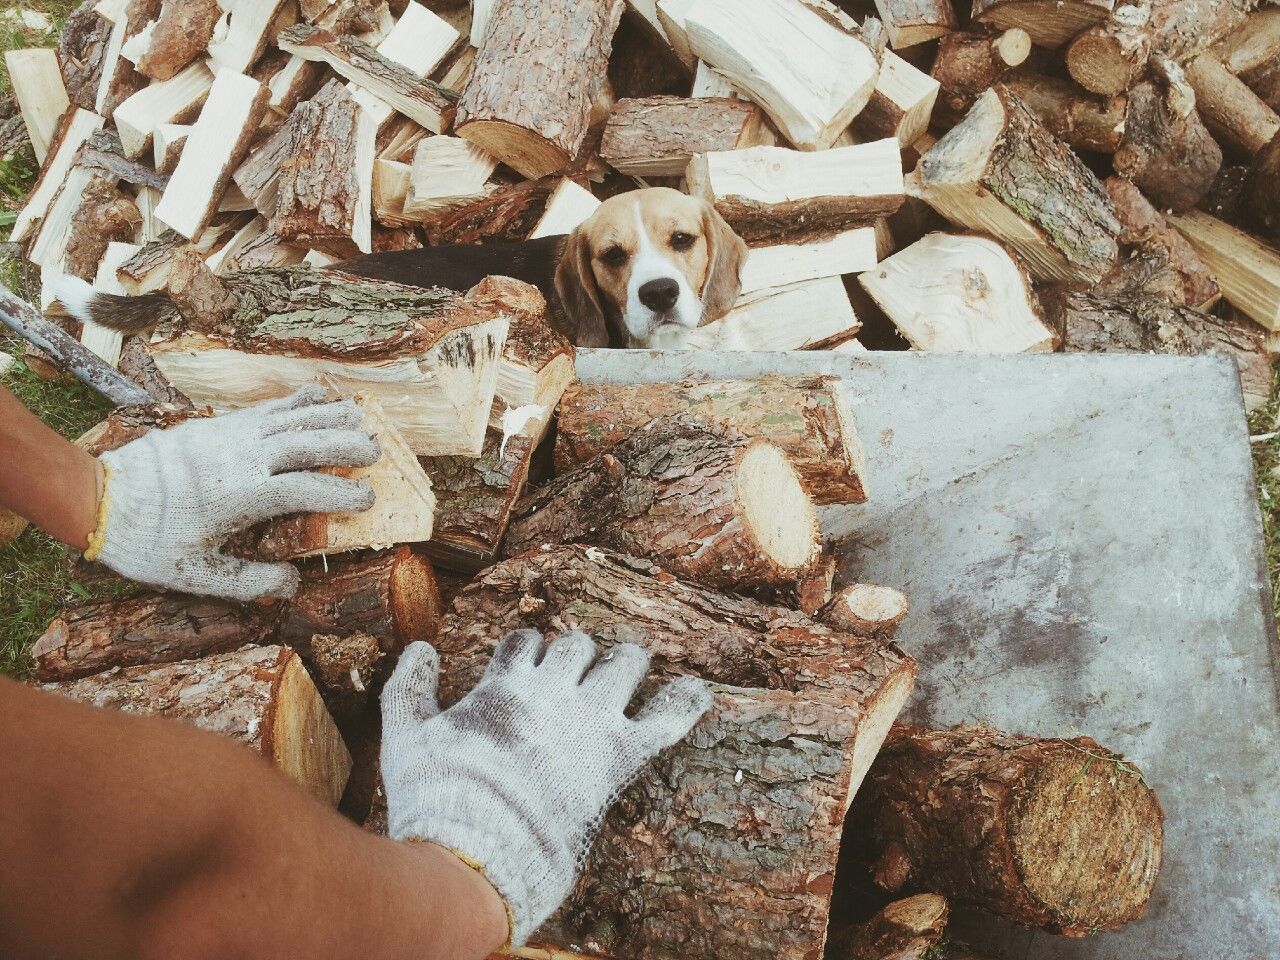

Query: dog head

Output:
[555, 187, 747, 348]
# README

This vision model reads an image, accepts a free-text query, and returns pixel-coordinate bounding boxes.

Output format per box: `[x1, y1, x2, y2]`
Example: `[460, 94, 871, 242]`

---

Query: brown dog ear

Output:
[554, 230, 610, 348]
[700, 202, 748, 322]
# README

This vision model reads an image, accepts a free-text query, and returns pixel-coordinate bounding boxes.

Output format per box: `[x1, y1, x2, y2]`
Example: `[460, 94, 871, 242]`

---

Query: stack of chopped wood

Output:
[0, 0, 1180, 957]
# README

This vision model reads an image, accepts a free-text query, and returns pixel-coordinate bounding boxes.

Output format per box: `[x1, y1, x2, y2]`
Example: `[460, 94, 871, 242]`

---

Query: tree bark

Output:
[930, 29, 1031, 124]
[1044, 288, 1271, 409]
[42, 645, 353, 807]
[1100, 175, 1221, 309]
[827, 894, 949, 960]
[423, 176, 560, 245]
[1185, 51, 1280, 157]
[136, 0, 222, 80]
[432, 544, 917, 960]
[59, 0, 112, 113]
[61, 174, 142, 280]
[507, 414, 820, 596]
[870, 0, 957, 48]
[1001, 74, 1126, 153]
[1243, 129, 1280, 241]
[972, 0, 1114, 48]
[819, 584, 909, 640]
[601, 96, 770, 177]
[916, 86, 1120, 283]
[456, 0, 623, 178]
[554, 375, 868, 506]
[851, 725, 1164, 936]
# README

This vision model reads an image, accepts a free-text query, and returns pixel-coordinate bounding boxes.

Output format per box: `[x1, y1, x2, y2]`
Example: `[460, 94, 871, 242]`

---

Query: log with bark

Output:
[600, 95, 773, 177]
[134, 0, 221, 80]
[827, 894, 949, 960]
[857, 51, 940, 147]
[1044, 289, 1271, 409]
[930, 28, 1031, 123]
[555, 375, 868, 505]
[11, 106, 104, 244]
[1000, 73, 1127, 154]
[1243, 130, 1280, 241]
[139, 267, 510, 456]
[914, 85, 1120, 283]
[1168, 209, 1280, 331]
[423, 176, 560, 246]
[507, 413, 820, 595]
[687, 141, 905, 244]
[454, 0, 623, 178]
[819, 584, 909, 640]
[870, 0, 956, 48]
[59, 0, 112, 113]
[431, 544, 918, 960]
[42, 644, 352, 806]
[972, 0, 1114, 48]
[1186, 50, 1280, 158]
[860, 233, 1057, 352]
[683, 0, 880, 151]
[851, 725, 1163, 935]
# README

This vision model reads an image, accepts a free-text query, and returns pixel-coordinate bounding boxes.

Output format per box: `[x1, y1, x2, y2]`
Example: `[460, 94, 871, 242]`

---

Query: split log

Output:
[5, 48, 70, 164]
[205, 0, 291, 75]
[930, 28, 1032, 121]
[684, 0, 879, 151]
[80, 240, 141, 367]
[687, 275, 860, 351]
[115, 222, 237, 293]
[95, 0, 159, 118]
[655, 0, 697, 68]
[278, 23, 457, 134]
[860, 233, 1057, 352]
[600, 96, 772, 177]
[253, 393, 436, 560]
[1113, 78, 1222, 212]
[435, 544, 918, 960]
[528, 178, 600, 239]
[268, 55, 324, 114]
[348, 1, 460, 131]
[11, 107, 104, 244]
[204, 217, 269, 276]
[857, 51, 940, 147]
[554, 375, 868, 505]
[687, 141, 905, 244]
[144, 267, 510, 455]
[112, 60, 212, 159]
[153, 70, 268, 242]
[870, 0, 956, 48]
[827, 894, 949, 960]
[151, 121, 188, 175]
[853, 725, 1164, 935]
[1101, 175, 1220, 308]
[401, 135, 497, 219]
[1066, 0, 1252, 97]
[507, 414, 820, 594]
[1045, 289, 1271, 409]
[454, 0, 622, 178]
[284, 632, 387, 723]
[739, 228, 880, 294]
[1212, 7, 1280, 76]
[691, 59, 741, 99]
[42, 645, 352, 806]
[418, 426, 538, 573]
[1185, 51, 1280, 156]
[62, 175, 142, 281]
[915, 86, 1120, 283]
[819, 584, 909, 639]
[1243, 130, 1280, 241]
[27, 162, 99, 277]
[59, 0, 112, 113]
[135, 0, 220, 80]
[270, 80, 375, 257]
[971, 0, 1114, 48]
[116, 337, 191, 406]
[1001, 73, 1127, 153]
[230, 105, 301, 216]
[1168, 209, 1280, 331]
[371, 157, 412, 226]
[426, 176, 559, 245]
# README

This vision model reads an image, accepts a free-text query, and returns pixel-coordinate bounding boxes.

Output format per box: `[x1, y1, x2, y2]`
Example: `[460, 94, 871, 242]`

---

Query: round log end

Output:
[822, 584, 909, 637]
[881, 892, 949, 933]
[1012, 744, 1164, 933]
[456, 119, 571, 181]
[1066, 31, 1139, 98]
[0, 505, 29, 548]
[735, 440, 820, 575]
[389, 548, 444, 646]
[270, 652, 353, 807]
[994, 28, 1032, 68]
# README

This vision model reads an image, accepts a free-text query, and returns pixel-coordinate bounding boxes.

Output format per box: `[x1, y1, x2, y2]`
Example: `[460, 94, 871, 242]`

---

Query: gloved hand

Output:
[86, 385, 381, 601]
[380, 631, 712, 947]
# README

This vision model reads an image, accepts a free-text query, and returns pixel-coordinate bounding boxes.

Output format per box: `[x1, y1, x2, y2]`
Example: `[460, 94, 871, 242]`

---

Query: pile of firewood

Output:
[0, 0, 1226, 956]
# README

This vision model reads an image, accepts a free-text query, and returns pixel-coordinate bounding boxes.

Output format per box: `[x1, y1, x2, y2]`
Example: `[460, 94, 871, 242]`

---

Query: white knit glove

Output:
[381, 631, 712, 946]
[87, 386, 381, 601]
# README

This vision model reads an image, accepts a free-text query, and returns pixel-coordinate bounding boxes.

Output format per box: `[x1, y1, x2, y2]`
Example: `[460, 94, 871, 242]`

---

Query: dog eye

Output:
[670, 231, 696, 250]
[600, 245, 629, 267]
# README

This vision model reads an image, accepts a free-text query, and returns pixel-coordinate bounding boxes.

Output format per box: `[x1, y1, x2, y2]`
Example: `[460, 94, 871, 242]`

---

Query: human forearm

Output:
[0, 383, 101, 548]
[0, 677, 507, 960]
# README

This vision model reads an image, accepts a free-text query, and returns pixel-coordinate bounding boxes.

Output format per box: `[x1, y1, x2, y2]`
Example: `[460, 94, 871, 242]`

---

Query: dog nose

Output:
[639, 278, 680, 312]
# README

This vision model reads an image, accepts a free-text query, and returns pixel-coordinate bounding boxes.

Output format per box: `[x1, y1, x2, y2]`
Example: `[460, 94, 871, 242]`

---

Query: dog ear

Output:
[554, 230, 610, 348]
[700, 202, 748, 322]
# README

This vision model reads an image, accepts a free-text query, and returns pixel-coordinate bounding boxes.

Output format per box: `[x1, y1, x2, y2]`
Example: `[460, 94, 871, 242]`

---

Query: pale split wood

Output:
[860, 232, 1056, 353]
[154, 69, 269, 240]
[1167, 210, 1280, 331]
[402, 135, 497, 218]
[687, 141, 905, 243]
[690, 60, 742, 99]
[133, 184, 163, 243]
[739, 228, 879, 294]
[206, 0, 290, 74]
[11, 107, 104, 244]
[528, 179, 600, 239]
[684, 0, 879, 150]
[43, 645, 352, 807]
[204, 216, 267, 275]
[151, 121, 188, 175]
[656, 0, 697, 68]
[348, 1, 460, 131]
[112, 60, 212, 158]
[689, 275, 859, 351]
[972, 0, 1114, 48]
[373, 157, 412, 225]
[858, 50, 939, 147]
[870, 0, 957, 48]
[80, 240, 140, 367]
[5, 48, 70, 163]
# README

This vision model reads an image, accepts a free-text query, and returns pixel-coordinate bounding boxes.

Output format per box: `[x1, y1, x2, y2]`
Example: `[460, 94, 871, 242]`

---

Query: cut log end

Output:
[737, 439, 820, 574]
[1010, 747, 1164, 932]
[389, 549, 444, 643]
[821, 583, 909, 638]
[269, 653, 353, 807]
[457, 120, 572, 182]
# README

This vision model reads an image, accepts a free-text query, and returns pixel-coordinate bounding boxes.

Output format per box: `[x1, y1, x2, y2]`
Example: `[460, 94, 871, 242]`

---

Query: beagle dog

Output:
[54, 187, 747, 350]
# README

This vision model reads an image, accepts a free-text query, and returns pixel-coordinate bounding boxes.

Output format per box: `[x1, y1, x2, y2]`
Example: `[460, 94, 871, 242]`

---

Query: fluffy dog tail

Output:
[54, 275, 177, 334]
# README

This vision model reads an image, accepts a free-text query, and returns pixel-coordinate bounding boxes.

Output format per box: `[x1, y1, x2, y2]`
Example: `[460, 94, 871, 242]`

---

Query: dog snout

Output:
[638, 277, 681, 313]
